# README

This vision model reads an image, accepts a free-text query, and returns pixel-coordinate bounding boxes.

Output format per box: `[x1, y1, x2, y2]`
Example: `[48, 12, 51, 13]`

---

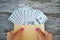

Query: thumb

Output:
[36, 28, 45, 36]
[13, 27, 24, 35]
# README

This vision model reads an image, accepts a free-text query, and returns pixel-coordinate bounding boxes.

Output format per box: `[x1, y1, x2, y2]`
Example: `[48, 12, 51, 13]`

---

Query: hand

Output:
[7, 28, 24, 40]
[36, 28, 53, 40]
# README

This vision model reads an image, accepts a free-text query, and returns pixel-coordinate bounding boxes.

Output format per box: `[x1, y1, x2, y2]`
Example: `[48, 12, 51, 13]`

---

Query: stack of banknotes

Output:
[8, 6, 48, 25]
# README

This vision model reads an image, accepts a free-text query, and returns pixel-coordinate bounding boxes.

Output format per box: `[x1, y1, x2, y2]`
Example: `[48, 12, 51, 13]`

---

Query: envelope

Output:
[14, 24, 45, 40]
[7, 24, 52, 40]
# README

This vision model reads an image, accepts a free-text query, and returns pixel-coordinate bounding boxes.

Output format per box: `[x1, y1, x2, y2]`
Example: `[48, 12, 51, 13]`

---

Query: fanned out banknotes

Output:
[8, 6, 48, 25]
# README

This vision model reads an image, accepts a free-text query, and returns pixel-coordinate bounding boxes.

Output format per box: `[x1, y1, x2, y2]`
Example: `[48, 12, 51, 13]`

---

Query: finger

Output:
[36, 28, 39, 32]
[36, 28, 45, 36]
[13, 28, 24, 35]
[7, 31, 13, 40]
[19, 27, 24, 32]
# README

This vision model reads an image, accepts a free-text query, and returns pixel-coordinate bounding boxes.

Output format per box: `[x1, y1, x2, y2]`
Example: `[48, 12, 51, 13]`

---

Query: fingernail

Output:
[36, 28, 39, 32]
[20, 28, 24, 32]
